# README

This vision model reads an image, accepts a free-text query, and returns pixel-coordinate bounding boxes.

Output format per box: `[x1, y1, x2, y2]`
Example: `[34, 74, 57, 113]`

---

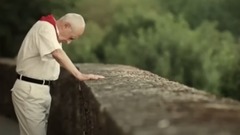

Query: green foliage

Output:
[219, 55, 240, 99]
[95, 7, 238, 96]
[72, 0, 117, 27]
[159, 0, 240, 36]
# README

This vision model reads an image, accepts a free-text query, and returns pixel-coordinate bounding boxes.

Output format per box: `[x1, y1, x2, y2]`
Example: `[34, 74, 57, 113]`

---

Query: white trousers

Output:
[11, 79, 52, 135]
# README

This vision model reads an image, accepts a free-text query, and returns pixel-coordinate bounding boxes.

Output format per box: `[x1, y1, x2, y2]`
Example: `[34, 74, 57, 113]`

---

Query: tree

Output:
[159, 0, 240, 36]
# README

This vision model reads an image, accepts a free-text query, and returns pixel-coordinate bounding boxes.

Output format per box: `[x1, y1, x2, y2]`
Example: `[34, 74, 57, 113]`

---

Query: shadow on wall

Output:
[0, 63, 19, 135]
[0, 64, 16, 119]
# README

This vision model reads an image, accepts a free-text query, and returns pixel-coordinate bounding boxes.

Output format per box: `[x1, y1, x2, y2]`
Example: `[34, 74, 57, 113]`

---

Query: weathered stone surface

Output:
[77, 63, 240, 135]
[1, 61, 240, 135]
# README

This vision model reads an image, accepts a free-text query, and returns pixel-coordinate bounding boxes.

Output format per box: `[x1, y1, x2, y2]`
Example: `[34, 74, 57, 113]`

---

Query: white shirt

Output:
[16, 21, 62, 80]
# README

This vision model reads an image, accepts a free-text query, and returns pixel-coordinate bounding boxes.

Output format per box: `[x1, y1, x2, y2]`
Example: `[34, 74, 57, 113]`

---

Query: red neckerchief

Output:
[39, 14, 58, 37]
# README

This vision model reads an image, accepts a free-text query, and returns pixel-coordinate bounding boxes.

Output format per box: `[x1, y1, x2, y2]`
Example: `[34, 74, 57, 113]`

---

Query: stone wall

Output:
[1, 61, 240, 135]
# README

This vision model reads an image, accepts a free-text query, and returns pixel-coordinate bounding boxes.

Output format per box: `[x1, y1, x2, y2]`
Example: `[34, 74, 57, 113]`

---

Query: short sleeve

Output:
[37, 22, 62, 61]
